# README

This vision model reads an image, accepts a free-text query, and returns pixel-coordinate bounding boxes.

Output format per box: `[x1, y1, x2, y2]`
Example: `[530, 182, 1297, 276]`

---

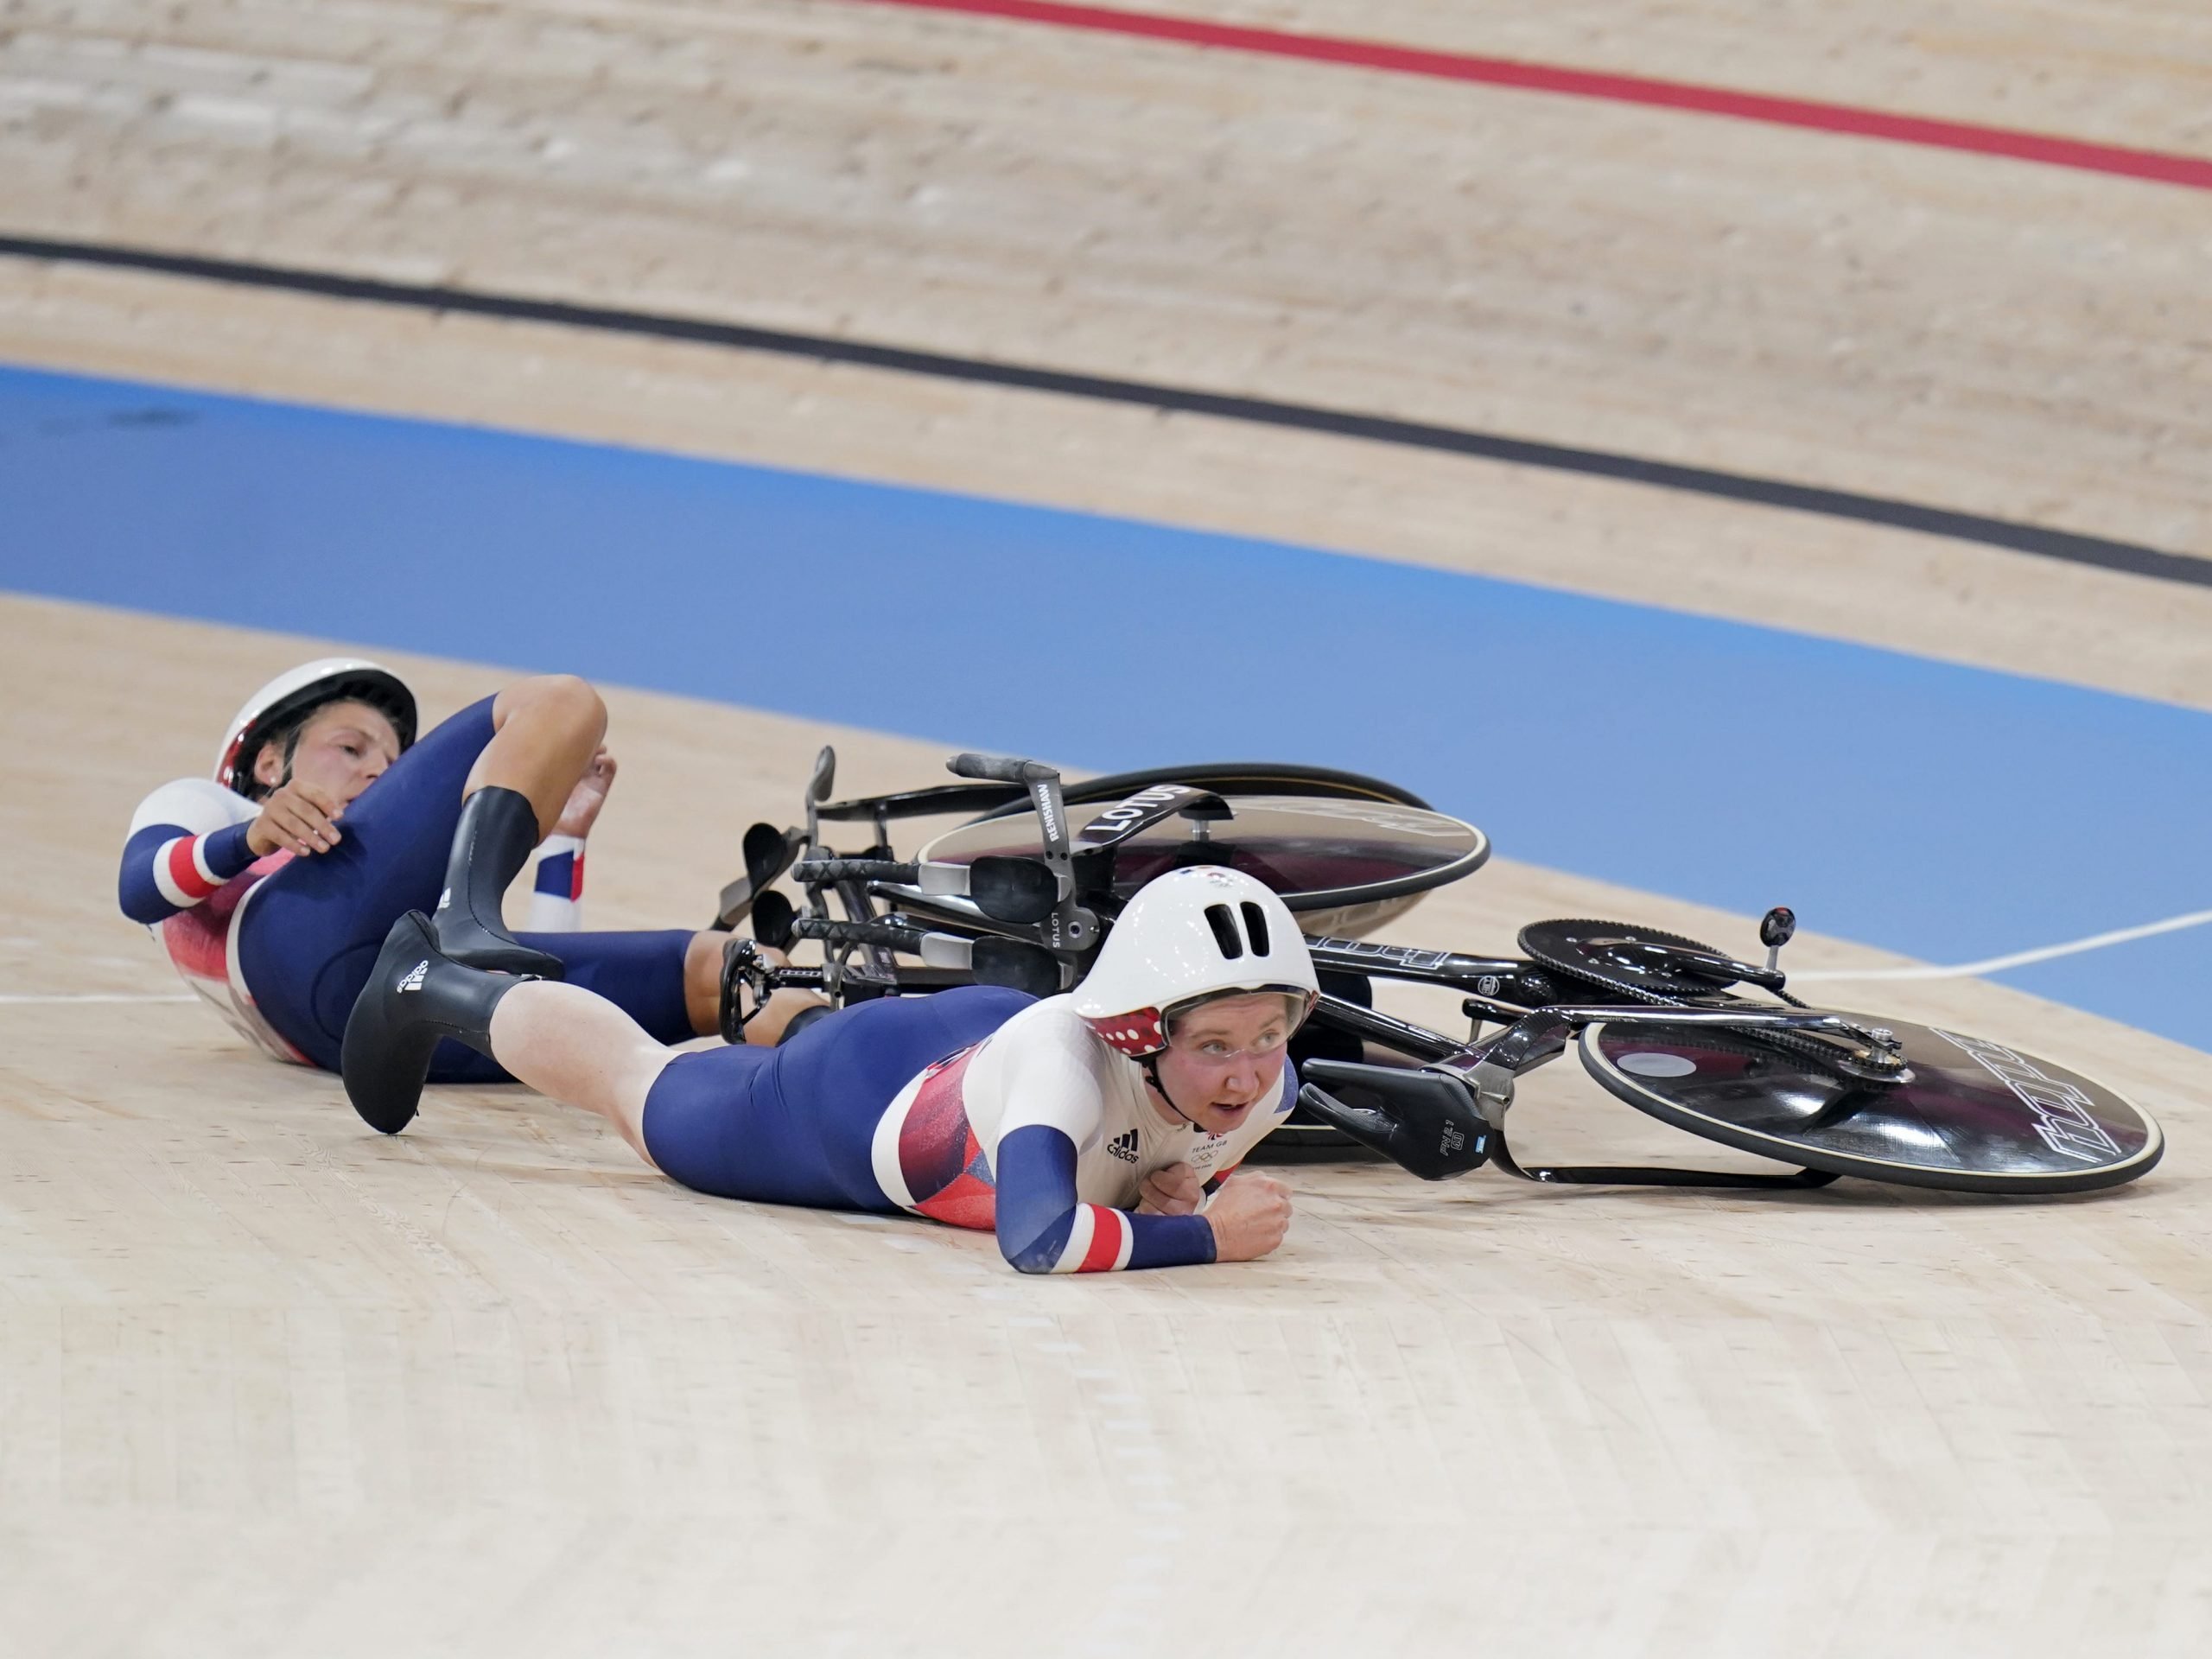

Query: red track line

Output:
[848, 0, 2212, 193]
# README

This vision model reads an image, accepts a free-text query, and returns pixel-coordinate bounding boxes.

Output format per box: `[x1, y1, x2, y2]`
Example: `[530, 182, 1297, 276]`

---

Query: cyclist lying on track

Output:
[117, 658, 817, 1075]
[341, 864, 1308, 1274]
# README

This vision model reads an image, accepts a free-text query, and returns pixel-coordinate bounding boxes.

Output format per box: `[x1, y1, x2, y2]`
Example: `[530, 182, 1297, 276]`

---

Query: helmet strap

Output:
[1140, 1053, 1199, 1128]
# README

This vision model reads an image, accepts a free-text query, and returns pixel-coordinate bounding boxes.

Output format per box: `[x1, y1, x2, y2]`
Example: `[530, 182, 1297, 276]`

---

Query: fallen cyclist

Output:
[117, 658, 818, 1076]
[342, 865, 1307, 1273]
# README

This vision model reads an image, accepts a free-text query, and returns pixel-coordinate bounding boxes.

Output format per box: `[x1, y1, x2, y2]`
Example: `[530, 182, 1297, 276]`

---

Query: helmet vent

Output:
[1203, 904, 1244, 960]
[1240, 901, 1271, 955]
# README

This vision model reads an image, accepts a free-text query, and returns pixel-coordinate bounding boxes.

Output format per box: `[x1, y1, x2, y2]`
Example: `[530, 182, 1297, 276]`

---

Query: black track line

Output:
[4, 233, 2205, 589]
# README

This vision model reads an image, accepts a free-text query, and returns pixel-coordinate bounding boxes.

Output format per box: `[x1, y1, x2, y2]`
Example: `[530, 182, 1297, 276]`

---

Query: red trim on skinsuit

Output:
[156, 850, 291, 986]
[166, 836, 220, 900]
[913, 1154, 999, 1231]
[1077, 1205, 1127, 1271]
[843, 0, 2212, 193]
[158, 908, 228, 979]
[901, 1047, 1002, 1231]
[568, 852, 586, 900]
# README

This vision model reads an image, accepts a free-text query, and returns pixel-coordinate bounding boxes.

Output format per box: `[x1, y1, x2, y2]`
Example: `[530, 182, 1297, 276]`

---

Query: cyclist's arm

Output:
[118, 780, 259, 924]
[988, 1033, 1214, 1274]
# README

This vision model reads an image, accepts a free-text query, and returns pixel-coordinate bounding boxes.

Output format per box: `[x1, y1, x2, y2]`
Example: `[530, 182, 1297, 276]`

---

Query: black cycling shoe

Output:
[431, 786, 567, 979]
[341, 910, 528, 1135]
[776, 1002, 836, 1046]
[431, 913, 565, 979]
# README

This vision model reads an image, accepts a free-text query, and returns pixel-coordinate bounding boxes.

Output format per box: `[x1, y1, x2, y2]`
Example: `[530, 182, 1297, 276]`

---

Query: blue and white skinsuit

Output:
[121, 697, 1289, 1273]
[116, 696, 693, 1077]
[637, 985, 1298, 1273]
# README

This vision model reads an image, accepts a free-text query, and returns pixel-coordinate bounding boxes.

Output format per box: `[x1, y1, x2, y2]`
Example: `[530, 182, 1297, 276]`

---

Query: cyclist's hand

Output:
[248, 779, 344, 857]
[553, 747, 618, 839]
[1204, 1170, 1293, 1262]
[1138, 1161, 1205, 1216]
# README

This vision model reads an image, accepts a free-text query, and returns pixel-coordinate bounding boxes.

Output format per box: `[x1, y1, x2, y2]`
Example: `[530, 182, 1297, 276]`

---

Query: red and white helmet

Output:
[215, 657, 418, 798]
[1074, 867, 1318, 1058]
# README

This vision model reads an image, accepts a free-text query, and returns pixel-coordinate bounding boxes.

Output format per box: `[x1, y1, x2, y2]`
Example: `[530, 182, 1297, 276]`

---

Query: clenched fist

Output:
[1204, 1170, 1293, 1262]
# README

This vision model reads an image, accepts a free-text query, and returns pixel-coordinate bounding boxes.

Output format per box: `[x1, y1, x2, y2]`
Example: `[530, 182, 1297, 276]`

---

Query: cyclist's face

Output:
[1151, 992, 1304, 1135]
[255, 700, 401, 807]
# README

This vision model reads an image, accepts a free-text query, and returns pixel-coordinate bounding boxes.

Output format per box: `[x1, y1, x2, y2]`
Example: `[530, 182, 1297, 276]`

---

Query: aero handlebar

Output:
[947, 753, 1061, 786]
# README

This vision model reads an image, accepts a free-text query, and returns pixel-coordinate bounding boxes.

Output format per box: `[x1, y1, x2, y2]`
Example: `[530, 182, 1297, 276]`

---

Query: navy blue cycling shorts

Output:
[237, 695, 695, 1078]
[642, 985, 1033, 1211]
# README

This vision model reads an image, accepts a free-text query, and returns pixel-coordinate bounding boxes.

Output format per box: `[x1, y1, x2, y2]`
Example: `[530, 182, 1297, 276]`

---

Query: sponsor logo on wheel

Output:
[1932, 1028, 2124, 1163]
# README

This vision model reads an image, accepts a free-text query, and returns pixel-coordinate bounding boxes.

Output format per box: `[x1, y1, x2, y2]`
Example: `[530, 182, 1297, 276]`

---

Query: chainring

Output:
[1521, 917, 1878, 1079]
[1517, 918, 1743, 1005]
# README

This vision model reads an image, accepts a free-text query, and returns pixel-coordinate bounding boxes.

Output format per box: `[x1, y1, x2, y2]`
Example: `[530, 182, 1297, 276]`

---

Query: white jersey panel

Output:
[870, 994, 1292, 1217]
[130, 777, 257, 838]
[129, 777, 304, 1064]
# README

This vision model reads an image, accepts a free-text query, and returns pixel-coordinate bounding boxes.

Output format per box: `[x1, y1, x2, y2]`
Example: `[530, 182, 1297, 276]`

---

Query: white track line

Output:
[11, 911, 2209, 1001]
[1791, 907, 2212, 983]
[0, 993, 197, 1005]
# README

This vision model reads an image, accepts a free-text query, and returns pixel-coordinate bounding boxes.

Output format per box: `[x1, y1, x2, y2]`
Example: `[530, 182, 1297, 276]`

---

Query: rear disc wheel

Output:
[1580, 1014, 2163, 1193]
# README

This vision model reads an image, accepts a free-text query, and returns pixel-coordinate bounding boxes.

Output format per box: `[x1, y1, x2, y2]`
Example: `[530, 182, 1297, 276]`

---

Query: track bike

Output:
[709, 749, 2162, 1196]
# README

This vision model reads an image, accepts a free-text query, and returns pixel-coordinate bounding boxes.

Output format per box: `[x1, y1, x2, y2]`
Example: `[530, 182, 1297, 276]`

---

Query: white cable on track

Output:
[1790, 906, 2212, 983]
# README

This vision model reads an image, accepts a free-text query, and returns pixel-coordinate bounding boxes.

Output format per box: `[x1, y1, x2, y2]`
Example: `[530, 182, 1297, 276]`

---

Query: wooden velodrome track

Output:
[3, 3, 2210, 1654]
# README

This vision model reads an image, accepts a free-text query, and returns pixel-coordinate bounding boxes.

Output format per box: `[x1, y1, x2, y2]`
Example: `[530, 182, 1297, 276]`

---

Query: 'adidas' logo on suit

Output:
[1107, 1129, 1139, 1163]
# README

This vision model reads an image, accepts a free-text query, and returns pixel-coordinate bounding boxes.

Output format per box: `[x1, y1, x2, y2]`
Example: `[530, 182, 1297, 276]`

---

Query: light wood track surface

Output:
[3, 593, 2208, 1656]
[3, 1, 2209, 706]
[4, 3, 2209, 1649]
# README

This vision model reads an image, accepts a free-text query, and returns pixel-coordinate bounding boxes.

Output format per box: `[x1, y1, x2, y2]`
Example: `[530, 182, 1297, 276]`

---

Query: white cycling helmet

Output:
[1074, 866, 1319, 1058]
[215, 657, 418, 798]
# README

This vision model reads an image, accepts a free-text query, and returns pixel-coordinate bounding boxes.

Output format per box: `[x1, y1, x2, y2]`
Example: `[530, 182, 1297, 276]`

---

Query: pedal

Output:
[714, 822, 804, 930]
[751, 889, 796, 951]
[718, 938, 761, 1045]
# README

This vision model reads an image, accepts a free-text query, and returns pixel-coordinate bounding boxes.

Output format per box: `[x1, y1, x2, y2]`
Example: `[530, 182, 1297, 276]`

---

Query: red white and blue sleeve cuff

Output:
[1050, 1204, 1135, 1272]
[994, 1124, 1217, 1274]
[1033, 1203, 1214, 1273]
[122, 821, 257, 919]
